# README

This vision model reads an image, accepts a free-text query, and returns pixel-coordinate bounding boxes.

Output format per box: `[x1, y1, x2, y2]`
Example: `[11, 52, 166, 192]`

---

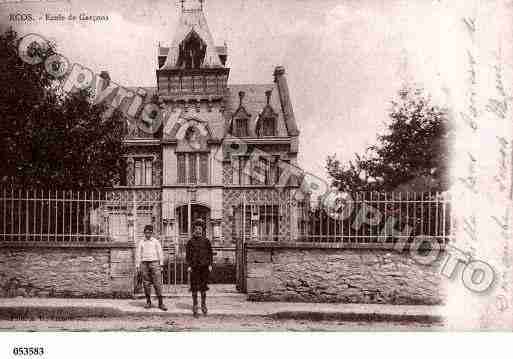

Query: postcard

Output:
[0, 0, 512, 357]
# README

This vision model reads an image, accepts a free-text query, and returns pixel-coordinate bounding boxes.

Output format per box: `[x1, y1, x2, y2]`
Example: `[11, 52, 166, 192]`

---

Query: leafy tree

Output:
[327, 86, 452, 193]
[0, 29, 125, 190]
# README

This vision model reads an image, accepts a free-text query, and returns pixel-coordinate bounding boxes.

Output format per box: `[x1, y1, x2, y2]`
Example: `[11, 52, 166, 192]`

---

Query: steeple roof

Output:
[161, 8, 223, 69]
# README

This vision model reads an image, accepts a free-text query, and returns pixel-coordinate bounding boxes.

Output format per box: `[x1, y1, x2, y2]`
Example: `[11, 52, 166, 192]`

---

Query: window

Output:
[240, 205, 279, 240]
[238, 156, 248, 185]
[257, 117, 276, 137]
[270, 156, 280, 185]
[177, 153, 209, 184]
[249, 158, 267, 185]
[108, 213, 128, 241]
[178, 206, 188, 234]
[177, 154, 186, 183]
[117, 158, 127, 186]
[234, 156, 278, 185]
[134, 158, 153, 186]
[177, 30, 206, 69]
[261, 157, 271, 185]
[199, 153, 209, 183]
[233, 118, 248, 137]
[258, 205, 279, 240]
[188, 154, 197, 183]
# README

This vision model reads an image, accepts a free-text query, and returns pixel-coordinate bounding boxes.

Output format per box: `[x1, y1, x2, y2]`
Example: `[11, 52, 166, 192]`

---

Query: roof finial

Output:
[265, 90, 272, 105]
[238, 91, 245, 107]
[180, 0, 203, 12]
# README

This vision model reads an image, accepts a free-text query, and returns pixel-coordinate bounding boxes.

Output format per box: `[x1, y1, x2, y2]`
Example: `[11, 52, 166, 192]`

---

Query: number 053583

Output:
[12, 347, 45, 356]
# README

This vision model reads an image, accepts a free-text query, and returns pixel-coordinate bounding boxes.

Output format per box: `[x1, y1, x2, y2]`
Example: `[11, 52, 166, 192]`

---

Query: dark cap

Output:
[143, 224, 153, 232]
[192, 218, 205, 227]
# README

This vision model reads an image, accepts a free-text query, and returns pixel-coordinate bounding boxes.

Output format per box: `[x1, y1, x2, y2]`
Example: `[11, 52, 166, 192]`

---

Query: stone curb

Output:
[270, 310, 443, 324]
[0, 305, 442, 324]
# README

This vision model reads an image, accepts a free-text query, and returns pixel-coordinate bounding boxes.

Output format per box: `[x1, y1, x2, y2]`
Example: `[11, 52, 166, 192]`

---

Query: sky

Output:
[1, 0, 510, 183]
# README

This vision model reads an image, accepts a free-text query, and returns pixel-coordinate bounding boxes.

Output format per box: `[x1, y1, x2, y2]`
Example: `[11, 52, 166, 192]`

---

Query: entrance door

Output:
[176, 204, 211, 238]
[162, 204, 211, 286]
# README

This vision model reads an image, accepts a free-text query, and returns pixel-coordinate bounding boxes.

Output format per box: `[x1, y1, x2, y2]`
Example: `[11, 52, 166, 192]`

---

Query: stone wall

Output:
[0, 243, 134, 298]
[246, 243, 445, 305]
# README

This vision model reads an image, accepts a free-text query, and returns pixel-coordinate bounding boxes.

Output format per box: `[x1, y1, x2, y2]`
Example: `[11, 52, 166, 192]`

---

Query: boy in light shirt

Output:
[135, 225, 167, 311]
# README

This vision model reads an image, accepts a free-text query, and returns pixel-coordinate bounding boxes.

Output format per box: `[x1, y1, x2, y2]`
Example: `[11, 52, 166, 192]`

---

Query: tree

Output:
[327, 86, 453, 193]
[0, 29, 125, 190]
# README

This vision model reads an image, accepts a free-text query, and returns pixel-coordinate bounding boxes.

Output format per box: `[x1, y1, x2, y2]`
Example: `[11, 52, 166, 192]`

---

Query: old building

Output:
[116, 2, 302, 260]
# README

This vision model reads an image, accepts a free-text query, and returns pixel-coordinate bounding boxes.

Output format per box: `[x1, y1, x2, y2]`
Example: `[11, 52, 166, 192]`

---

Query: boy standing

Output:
[186, 219, 213, 317]
[135, 225, 168, 311]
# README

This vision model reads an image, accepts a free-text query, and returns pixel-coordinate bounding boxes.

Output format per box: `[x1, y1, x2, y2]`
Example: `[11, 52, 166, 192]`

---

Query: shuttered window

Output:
[188, 154, 197, 183]
[234, 118, 248, 137]
[134, 158, 153, 186]
[257, 117, 275, 137]
[145, 160, 152, 186]
[177, 154, 186, 183]
[177, 153, 209, 184]
[199, 153, 209, 183]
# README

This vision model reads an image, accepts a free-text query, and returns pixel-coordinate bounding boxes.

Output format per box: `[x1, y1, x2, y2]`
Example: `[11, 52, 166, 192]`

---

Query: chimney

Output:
[273, 66, 285, 80]
[265, 90, 272, 105]
[238, 91, 245, 107]
[100, 71, 110, 81]
[273, 66, 299, 137]
[99, 71, 111, 87]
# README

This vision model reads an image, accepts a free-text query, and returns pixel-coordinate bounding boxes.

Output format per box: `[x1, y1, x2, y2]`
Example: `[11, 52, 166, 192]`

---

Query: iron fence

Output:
[296, 191, 452, 244]
[0, 189, 452, 245]
[0, 189, 114, 242]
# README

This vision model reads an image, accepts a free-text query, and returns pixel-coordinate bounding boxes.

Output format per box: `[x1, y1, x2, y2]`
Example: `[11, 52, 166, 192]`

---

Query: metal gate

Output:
[232, 198, 289, 292]
[157, 201, 238, 288]
[161, 236, 188, 286]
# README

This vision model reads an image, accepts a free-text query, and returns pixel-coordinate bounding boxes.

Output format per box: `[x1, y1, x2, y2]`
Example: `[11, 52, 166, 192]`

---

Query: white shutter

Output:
[145, 159, 152, 186]
[134, 160, 142, 185]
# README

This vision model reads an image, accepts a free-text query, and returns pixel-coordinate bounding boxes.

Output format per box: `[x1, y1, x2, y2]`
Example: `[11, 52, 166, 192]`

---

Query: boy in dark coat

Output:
[186, 218, 213, 317]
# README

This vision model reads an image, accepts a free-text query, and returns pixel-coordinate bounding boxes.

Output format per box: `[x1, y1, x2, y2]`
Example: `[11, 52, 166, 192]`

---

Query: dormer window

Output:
[234, 118, 248, 137]
[256, 90, 278, 137]
[258, 117, 275, 137]
[177, 30, 206, 69]
[231, 91, 251, 138]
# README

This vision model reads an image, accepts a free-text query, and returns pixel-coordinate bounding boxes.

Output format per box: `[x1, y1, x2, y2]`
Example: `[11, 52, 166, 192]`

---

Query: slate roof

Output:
[124, 81, 299, 139]
[225, 83, 299, 137]
[225, 84, 285, 137]
[161, 9, 223, 69]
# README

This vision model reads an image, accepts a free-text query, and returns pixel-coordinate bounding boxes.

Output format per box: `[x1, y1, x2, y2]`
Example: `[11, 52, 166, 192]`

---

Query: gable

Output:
[225, 84, 288, 137]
